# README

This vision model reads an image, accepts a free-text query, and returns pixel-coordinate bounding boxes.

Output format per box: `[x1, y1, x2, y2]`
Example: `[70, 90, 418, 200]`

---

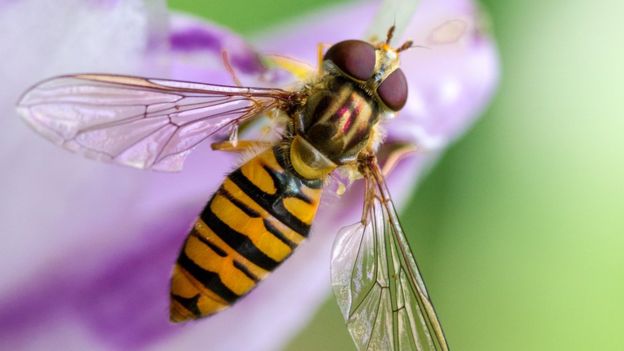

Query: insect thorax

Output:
[292, 76, 380, 174]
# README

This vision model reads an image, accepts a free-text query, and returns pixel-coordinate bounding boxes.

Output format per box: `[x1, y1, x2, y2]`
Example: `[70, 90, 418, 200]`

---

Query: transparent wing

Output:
[331, 158, 448, 351]
[16, 74, 293, 171]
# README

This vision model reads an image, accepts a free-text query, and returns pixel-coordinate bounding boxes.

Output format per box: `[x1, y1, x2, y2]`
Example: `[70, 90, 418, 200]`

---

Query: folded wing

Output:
[331, 159, 448, 351]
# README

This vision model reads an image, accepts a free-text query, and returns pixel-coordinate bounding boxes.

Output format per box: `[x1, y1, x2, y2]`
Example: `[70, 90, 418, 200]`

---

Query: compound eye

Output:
[324, 40, 376, 80]
[377, 68, 408, 111]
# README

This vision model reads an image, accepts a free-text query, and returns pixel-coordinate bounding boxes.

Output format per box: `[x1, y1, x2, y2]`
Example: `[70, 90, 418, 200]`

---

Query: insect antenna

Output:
[396, 40, 413, 53]
[385, 25, 396, 45]
[396, 40, 430, 53]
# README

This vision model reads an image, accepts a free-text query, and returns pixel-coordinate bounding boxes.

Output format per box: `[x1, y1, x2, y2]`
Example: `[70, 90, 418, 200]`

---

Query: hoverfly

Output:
[15, 13, 465, 351]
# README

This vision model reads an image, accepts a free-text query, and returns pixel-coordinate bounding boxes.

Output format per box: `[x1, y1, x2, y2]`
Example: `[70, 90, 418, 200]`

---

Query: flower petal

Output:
[387, 0, 500, 150]
[0, 0, 167, 295]
[0, 0, 269, 349]
[169, 15, 264, 74]
[0, 1, 498, 351]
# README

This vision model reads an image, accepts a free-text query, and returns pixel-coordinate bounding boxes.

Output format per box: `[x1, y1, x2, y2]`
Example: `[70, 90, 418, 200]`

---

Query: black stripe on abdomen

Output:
[228, 168, 311, 236]
[171, 293, 201, 318]
[177, 251, 239, 303]
[201, 201, 280, 271]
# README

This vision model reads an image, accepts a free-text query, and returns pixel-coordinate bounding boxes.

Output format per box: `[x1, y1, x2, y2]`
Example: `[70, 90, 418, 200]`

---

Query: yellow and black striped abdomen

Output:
[170, 146, 323, 322]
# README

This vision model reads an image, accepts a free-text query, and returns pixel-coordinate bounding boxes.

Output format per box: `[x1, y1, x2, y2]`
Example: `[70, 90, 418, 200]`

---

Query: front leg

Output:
[211, 140, 273, 153]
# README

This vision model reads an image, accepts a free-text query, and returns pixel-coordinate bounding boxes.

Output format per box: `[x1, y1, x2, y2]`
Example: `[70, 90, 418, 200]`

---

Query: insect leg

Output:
[210, 140, 273, 153]
[263, 55, 314, 80]
[360, 175, 376, 223]
[221, 50, 242, 87]
[317, 42, 330, 76]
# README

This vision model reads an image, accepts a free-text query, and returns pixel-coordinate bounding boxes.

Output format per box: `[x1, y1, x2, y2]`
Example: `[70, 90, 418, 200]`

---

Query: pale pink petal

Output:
[0, 0, 499, 350]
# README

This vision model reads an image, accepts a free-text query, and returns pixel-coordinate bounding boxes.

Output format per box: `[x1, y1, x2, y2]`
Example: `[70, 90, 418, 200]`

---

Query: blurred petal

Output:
[169, 16, 264, 73]
[387, 0, 500, 150]
[0, 1, 498, 351]
[0, 0, 168, 296]
[163, 14, 265, 84]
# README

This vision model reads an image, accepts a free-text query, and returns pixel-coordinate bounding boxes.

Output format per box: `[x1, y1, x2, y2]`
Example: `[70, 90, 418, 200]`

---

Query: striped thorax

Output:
[289, 39, 408, 180]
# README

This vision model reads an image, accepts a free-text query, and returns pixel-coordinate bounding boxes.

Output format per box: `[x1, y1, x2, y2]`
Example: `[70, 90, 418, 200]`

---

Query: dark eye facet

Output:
[324, 40, 376, 80]
[377, 68, 408, 111]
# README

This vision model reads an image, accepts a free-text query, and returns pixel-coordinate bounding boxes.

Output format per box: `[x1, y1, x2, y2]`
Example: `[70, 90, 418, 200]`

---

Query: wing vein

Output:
[17, 74, 293, 171]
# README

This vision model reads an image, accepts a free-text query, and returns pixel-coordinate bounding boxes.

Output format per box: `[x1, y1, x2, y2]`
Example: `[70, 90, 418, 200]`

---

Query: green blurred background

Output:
[169, 0, 624, 350]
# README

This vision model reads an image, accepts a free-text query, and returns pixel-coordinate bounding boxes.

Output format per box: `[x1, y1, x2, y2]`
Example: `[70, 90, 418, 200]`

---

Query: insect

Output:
[16, 21, 457, 351]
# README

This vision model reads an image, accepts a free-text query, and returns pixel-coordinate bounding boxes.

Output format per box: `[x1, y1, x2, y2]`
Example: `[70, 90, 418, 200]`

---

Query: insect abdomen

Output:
[170, 146, 323, 322]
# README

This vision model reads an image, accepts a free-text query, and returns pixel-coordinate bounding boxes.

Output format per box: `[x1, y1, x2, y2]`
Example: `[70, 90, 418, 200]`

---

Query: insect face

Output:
[323, 40, 408, 111]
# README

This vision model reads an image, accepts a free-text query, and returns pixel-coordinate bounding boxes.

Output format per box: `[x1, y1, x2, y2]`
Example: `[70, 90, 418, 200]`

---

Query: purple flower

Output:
[0, 0, 498, 350]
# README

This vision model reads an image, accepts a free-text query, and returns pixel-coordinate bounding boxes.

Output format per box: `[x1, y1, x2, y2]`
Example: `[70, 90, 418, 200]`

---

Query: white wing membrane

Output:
[16, 74, 291, 171]
[331, 163, 448, 351]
